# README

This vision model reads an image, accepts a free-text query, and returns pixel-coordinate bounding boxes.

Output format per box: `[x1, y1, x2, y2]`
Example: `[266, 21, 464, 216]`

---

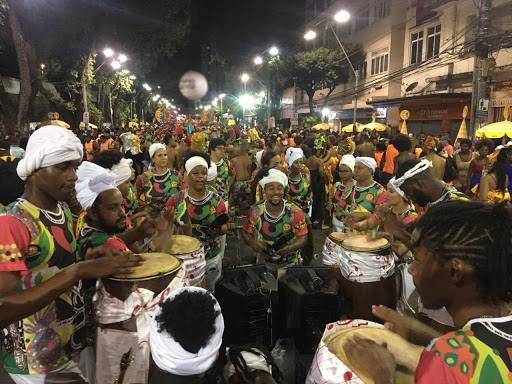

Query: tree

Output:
[272, 46, 363, 114]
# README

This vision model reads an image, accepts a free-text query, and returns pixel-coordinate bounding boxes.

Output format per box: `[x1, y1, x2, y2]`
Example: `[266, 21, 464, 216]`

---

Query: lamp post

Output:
[305, 10, 358, 131]
[219, 94, 226, 119]
[254, 46, 279, 130]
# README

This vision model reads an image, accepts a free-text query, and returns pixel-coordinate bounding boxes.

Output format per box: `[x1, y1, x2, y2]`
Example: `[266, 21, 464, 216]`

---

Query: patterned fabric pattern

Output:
[350, 181, 386, 214]
[136, 169, 182, 209]
[286, 172, 311, 212]
[214, 159, 233, 201]
[0, 200, 85, 374]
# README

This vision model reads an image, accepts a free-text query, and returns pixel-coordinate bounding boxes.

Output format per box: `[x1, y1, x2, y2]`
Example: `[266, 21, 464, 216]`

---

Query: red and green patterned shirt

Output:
[243, 201, 308, 264]
[350, 181, 386, 214]
[214, 159, 234, 201]
[0, 199, 85, 374]
[136, 169, 183, 208]
[286, 172, 311, 212]
[166, 190, 227, 259]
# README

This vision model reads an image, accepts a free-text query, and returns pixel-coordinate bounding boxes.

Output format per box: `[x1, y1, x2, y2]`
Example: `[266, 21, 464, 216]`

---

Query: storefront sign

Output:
[402, 103, 471, 120]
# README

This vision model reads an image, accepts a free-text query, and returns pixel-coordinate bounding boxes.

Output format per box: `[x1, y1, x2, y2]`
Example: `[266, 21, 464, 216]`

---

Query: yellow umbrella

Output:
[342, 123, 362, 132]
[79, 122, 98, 129]
[362, 112, 389, 132]
[312, 122, 332, 131]
[475, 120, 512, 138]
[39, 119, 70, 129]
[456, 119, 468, 139]
[400, 120, 408, 134]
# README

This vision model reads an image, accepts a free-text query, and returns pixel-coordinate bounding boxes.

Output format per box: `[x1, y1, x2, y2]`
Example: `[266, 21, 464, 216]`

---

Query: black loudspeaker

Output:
[215, 264, 279, 348]
[278, 267, 340, 354]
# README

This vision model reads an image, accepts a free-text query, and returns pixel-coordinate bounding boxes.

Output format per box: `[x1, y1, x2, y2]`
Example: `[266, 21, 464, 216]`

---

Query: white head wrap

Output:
[76, 164, 117, 210]
[389, 177, 407, 200]
[17, 125, 83, 180]
[355, 157, 377, 173]
[110, 158, 132, 186]
[125, 158, 133, 165]
[259, 169, 288, 188]
[76, 161, 106, 193]
[185, 156, 209, 174]
[392, 159, 433, 187]
[339, 154, 355, 172]
[149, 287, 224, 376]
[149, 143, 166, 159]
[285, 147, 304, 167]
[495, 145, 504, 152]
[207, 161, 218, 182]
[223, 348, 272, 381]
[255, 150, 264, 166]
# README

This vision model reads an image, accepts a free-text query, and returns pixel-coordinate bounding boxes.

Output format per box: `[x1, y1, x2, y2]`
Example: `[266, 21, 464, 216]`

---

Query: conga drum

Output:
[168, 235, 206, 288]
[322, 232, 349, 282]
[95, 253, 185, 384]
[339, 235, 396, 322]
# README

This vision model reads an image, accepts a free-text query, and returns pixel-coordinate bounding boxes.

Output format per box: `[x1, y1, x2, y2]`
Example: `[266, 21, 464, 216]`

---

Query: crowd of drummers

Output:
[0, 121, 511, 384]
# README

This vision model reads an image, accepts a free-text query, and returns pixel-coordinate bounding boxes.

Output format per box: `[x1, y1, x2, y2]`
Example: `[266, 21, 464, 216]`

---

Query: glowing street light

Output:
[212, 100, 218, 107]
[143, 83, 152, 91]
[219, 94, 226, 99]
[129, 75, 136, 80]
[240, 94, 255, 109]
[334, 10, 350, 23]
[152, 94, 161, 102]
[103, 48, 114, 57]
[205, 105, 212, 110]
[118, 54, 128, 63]
[254, 56, 263, 65]
[269, 46, 279, 56]
[304, 30, 317, 40]
[122, 69, 130, 74]
[241, 73, 250, 83]
[111, 60, 121, 70]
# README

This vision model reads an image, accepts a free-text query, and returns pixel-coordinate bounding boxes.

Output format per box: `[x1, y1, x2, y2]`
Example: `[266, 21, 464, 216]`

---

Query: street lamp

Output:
[143, 83, 152, 91]
[269, 46, 279, 56]
[122, 69, 130, 74]
[103, 48, 114, 57]
[111, 60, 121, 70]
[254, 56, 263, 65]
[129, 75, 136, 80]
[219, 93, 226, 116]
[304, 10, 358, 129]
[253, 46, 279, 129]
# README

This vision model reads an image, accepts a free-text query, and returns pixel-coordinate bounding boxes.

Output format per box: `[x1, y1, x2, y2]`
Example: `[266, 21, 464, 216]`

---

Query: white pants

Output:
[205, 253, 223, 292]
[8, 347, 93, 384]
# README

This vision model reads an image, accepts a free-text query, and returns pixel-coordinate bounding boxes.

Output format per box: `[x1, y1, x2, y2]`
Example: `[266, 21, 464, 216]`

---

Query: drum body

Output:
[168, 235, 206, 288]
[322, 232, 348, 282]
[340, 236, 396, 322]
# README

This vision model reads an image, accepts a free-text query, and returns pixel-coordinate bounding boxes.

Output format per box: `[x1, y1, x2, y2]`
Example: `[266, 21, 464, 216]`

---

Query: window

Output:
[358, 61, 367, 78]
[355, 6, 370, 31]
[374, 0, 389, 20]
[426, 24, 441, 58]
[371, 52, 388, 75]
[410, 31, 424, 64]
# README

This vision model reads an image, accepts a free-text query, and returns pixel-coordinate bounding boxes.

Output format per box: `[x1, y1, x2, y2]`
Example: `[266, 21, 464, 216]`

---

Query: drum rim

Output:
[108, 258, 183, 282]
[168, 235, 202, 255]
[342, 236, 390, 252]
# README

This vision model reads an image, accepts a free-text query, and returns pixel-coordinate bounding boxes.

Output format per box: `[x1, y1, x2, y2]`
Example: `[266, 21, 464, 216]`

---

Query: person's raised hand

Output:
[343, 335, 396, 384]
[79, 248, 145, 279]
[372, 305, 441, 347]
[139, 215, 158, 237]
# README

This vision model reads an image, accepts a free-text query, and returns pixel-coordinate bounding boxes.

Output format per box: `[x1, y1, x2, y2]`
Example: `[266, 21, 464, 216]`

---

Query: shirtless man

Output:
[392, 133, 417, 175]
[423, 136, 445, 180]
[164, 132, 181, 170]
[229, 141, 253, 215]
[354, 129, 375, 158]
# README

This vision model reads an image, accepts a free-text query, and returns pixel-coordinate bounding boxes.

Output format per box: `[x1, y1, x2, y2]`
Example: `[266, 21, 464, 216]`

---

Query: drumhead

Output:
[328, 232, 347, 242]
[109, 253, 182, 282]
[342, 235, 389, 252]
[168, 235, 202, 256]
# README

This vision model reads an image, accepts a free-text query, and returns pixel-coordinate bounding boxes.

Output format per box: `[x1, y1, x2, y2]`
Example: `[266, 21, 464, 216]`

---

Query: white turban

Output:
[389, 177, 407, 200]
[76, 161, 106, 193]
[223, 348, 272, 381]
[255, 150, 264, 166]
[149, 143, 166, 159]
[355, 157, 377, 173]
[185, 156, 209, 174]
[149, 287, 224, 376]
[76, 169, 117, 210]
[259, 169, 288, 188]
[207, 161, 218, 182]
[285, 147, 304, 167]
[110, 158, 132, 186]
[393, 159, 433, 188]
[17, 125, 83, 180]
[339, 154, 355, 172]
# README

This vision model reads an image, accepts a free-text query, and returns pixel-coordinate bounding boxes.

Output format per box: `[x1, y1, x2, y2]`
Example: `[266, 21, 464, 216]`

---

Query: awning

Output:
[373, 104, 401, 109]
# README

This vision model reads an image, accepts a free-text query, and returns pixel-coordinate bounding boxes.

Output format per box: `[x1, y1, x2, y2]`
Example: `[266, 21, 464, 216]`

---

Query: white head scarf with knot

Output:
[149, 143, 166, 159]
[207, 161, 218, 182]
[149, 287, 224, 376]
[389, 177, 407, 200]
[185, 156, 209, 174]
[392, 159, 432, 188]
[339, 154, 356, 172]
[259, 169, 288, 188]
[76, 161, 106, 194]
[355, 157, 377, 173]
[76, 169, 117, 210]
[110, 158, 132, 186]
[285, 147, 304, 167]
[17, 125, 83, 181]
[255, 150, 264, 166]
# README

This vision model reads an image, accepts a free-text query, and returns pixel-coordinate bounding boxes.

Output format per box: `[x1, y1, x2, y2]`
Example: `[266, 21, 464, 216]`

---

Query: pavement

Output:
[0, 224, 332, 383]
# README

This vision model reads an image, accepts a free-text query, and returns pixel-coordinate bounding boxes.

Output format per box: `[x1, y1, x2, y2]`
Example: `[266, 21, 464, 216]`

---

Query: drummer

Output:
[342, 201, 512, 383]
[166, 152, 234, 292]
[327, 154, 355, 233]
[242, 169, 308, 275]
[344, 157, 386, 231]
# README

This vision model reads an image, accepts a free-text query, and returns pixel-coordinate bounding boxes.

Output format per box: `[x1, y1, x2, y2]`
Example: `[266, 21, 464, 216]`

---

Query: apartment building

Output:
[285, 0, 512, 137]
